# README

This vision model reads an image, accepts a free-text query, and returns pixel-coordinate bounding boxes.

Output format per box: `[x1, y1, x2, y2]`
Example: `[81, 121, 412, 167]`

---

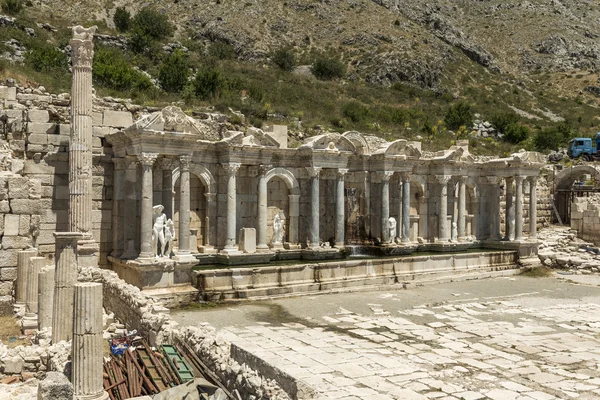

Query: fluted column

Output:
[401, 173, 411, 243]
[257, 165, 271, 252]
[515, 175, 525, 241]
[436, 175, 451, 242]
[379, 171, 393, 243]
[505, 177, 515, 241]
[201, 193, 217, 253]
[122, 156, 138, 259]
[52, 232, 82, 343]
[364, 171, 371, 239]
[158, 158, 174, 219]
[335, 169, 348, 247]
[25, 257, 45, 314]
[487, 176, 502, 240]
[111, 158, 126, 258]
[223, 163, 241, 252]
[73, 282, 108, 400]
[38, 265, 55, 330]
[529, 176, 538, 240]
[138, 153, 158, 258]
[69, 26, 97, 266]
[289, 194, 300, 245]
[457, 176, 467, 241]
[16, 249, 37, 304]
[306, 167, 322, 248]
[178, 155, 192, 254]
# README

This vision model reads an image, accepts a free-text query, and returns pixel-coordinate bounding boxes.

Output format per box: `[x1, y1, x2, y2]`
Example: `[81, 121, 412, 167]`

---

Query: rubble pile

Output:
[537, 226, 600, 273]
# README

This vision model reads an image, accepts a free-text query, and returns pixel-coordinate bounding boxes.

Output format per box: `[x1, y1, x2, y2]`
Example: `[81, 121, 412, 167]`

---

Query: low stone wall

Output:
[571, 196, 600, 246]
[79, 266, 291, 400]
[0, 337, 70, 378]
[195, 250, 518, 301]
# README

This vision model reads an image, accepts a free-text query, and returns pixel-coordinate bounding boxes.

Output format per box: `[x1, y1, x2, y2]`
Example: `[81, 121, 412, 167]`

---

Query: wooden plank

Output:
[137, 346, 168, 392]
[127, 349, 159, 394]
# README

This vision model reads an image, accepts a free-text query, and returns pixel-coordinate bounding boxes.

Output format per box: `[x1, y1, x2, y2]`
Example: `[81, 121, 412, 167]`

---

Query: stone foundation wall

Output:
[571, 195, 600, 246]
[78, 266, 291, 400]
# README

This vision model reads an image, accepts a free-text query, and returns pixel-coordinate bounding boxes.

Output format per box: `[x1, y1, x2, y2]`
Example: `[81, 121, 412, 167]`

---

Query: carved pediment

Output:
[129, 106, 220, 141]
[241, 127, 280, 148]
[509, 150, 546, 165]
[384, 139, 421, 159]
[301, 132, 356, 153]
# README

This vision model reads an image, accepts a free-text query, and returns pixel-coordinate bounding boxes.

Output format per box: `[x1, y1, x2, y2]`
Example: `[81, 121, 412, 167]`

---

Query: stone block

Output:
[8, 176, 29, 199]
[0, 280, 12, 296]
[266, 125, 288, 149]
[10, 199, 46, 214]
[93, 126, 111, 137]
[2, 355, 23, 374]
[103, 110, 133, 128]
[92, 112, 103, 126]
[0, 250, 17, 267]
[18, 215, 30, 236]
[4, 215, 19, 236]
[37, 230, 56, 246]
[0, 86, 16, 101]
[37, 371, 73, 400]
[1, 267, 17, 281]
[28, 134, 48, 145]
[27, 109, 49, 123]
[27, 122, 57, 135]
[2, 235, 32, 249]
[56, 124, 70, 135]
[239, 228, 256, 254]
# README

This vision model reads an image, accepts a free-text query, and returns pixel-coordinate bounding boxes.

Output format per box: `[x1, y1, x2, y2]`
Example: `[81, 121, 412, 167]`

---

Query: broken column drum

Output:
[72, 282, 109, 400]
[16, 249, 37, 304]
[25, 257, 45, 314]
[52, 232, 82, 343]
[38, 265, 55, 330]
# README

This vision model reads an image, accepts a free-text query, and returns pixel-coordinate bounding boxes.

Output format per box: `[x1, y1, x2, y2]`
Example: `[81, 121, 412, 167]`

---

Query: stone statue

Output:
[388, 217, 397, 244]
[451, 221, 458, 242]
[508, 205, 515, 240]
[152, 205, 167, 257]
[163, 219, 175, 257]
[272, 213, 284, 245]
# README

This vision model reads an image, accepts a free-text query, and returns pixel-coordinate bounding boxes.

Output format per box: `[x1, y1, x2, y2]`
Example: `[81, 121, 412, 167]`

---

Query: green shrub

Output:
[311, 54, 346, 80]
[503, 123, 529, 144]
[271, 46, 295, 71]
[193, 66, 225, 100]
[158, 49, 189, 93]
[208, 40, 236, 60]
[490, 111, 519, 134]
[92, 47, 152, 91]
[342, 100, 369, 123]
[2, 0, 23, 15]
[444, 101, 473, 131]
[24, 44, 68, 73]
[113, 7, 131, 33]
[132, 7, 173, 40]
[533, 123, 574, 152]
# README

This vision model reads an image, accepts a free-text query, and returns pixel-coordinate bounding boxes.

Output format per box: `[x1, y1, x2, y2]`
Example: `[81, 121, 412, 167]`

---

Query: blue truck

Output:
[568, 132, 600, 161]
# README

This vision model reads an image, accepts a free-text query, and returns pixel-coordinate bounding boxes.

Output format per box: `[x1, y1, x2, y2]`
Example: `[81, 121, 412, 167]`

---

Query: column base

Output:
[220, 246, 241, 255]
[334, 242, 345, 248]
[75, 391, 110, 400]
[256, 244, 271, 253]
[21, 313, 38, 334]
[199, 245, 218, 254]
[271, 243, 284, 250]
[172, 252, 197, 263]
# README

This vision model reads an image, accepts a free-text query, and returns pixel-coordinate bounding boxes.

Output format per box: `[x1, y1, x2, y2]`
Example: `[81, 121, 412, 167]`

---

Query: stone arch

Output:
[265, 167, 300, 195]
[172, 164, 217, 193]
[555, 165, 600, 190]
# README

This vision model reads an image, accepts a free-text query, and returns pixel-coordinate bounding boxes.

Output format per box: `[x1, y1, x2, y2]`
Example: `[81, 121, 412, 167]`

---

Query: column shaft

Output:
[457, 177, 466, 240]
[38, 266, 55, 330]
[111, 159, 126, 257]
[26, 257, 45, 314]
[162, 168, 173, 220]
[401, 174, 411, 242]
[439, 180, 449, 241]
[307, 167, 321, 247]
[335, 169, 348, 247]
[73, 282, 107, 400]
[16, 250, 37, 303]
[529, 177, 538, 240]
[380, 172, 392, 243]
[178, 156, 192, 253]
[289, 194, 300, 245]
[257, 166, 269, 250]
[223, 163, 241, 250]
[52, 232, 82, 343]
[139, 153, 158, 258]
[515, 176, 524, 241]
[505, 177, 514, 240]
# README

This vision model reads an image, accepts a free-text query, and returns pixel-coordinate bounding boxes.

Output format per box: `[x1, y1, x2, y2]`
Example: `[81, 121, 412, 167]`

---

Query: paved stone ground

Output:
[174, 275, 600, 400]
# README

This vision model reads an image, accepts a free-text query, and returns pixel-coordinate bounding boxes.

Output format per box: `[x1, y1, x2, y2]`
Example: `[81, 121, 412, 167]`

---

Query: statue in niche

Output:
[152, 205, 167, 257]
[163, 219, 175, 257]
[388, 217, 397, 244]
[272, 213, 284, 245]
[451, 221, 458, 242]
[508, 205, 515, 240]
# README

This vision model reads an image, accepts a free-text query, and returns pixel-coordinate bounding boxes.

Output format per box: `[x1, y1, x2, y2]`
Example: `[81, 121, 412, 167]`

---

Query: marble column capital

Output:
[514, 175, 525, 184]
[179, 155, 193, 171]
[204, 192, 217, 202]
[70, 26, 96, 70]
[306, 166, 322, 177]
[138, 152, 158, 166]
[259, 164, 272, 175]
[378, 171, 394, 182]
[157, 157, 176, 171]
[399, 172, 411, 182]
[222, 162, 241, 175]
[457, 175, 467, 183]
[434, 174, 452, 185]
[288, 194, 300, 201]
[337, 168, 349, 178]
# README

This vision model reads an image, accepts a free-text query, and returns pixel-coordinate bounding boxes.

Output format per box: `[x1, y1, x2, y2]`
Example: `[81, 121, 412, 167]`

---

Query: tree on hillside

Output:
[444, 102, 473, 131]
[113, 7, 131, 33]
[129, 7, 173, 54]
[158, 50, 189, 93]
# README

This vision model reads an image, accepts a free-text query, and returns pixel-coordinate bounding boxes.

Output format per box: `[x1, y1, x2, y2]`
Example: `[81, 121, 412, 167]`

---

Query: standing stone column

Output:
[435, 175, 451, 242]
[222, 163, 241, 253]
[69, 26, 98, 267]
[72, 282, 108, 400]
[256, 165, 271, 252]
[379, 171, 393, 243]
[52, 232, 82, 343]
[110, 158, 126, 258]
[335, 169, 348, 247]
[487, 176, 502, 240]
[515, 175, 525, 241]
[160, 159, 174, 220]
[138, 153, 158, 258]
[288, 194, 300, 246]
[306, 167, 322, 248]
[529, 176, 538, 240]
[16, 249, 37, 304]
[504, 177, 515, 241]
[364, 171, 371, 239]
[400, 173, 411, 243]
[457, 176, 467, 241]
[122, 156, 138, 259]
[38, 265, 55, 330]
[25, 257, 45, 314]
[201, 193, 217, 253]
[178, 155, 192, 254]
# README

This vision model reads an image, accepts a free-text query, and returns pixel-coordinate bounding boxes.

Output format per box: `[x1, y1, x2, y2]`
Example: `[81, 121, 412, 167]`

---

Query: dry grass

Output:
[0, 315, 28, 348]
[520, 266, 554, 278]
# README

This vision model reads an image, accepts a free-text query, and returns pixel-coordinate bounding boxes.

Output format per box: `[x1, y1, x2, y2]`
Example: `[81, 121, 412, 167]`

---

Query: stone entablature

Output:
[105, 106, 545, 262]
